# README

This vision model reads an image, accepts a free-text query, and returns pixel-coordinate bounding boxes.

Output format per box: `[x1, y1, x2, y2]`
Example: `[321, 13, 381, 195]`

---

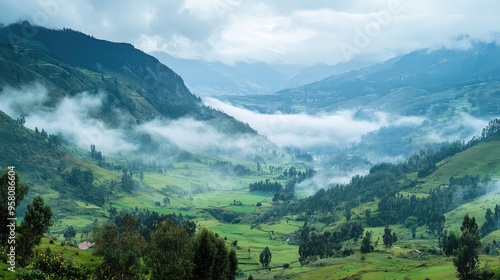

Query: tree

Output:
[453, 214, 481, 280]
[344, 207, 352, 223]
[17, 195, 53, 265]
[145, 220, 193, 280]
[480, 208, 496, 237]
[93, 214, 146, 279]
[495, 204, 500, 229]
[360, 231, 374, 253]
[443, 230, 459, 256]
[259, 246, 272, 268]
[63, 225, 77, 243]
[411, 225, 417, 239]
[16, 116, 26, 126]
[231, 240, 238, 247]
[364, 209, 372, 225]
[121, 169, 135, 192]
[228, 249, 238, 280]
[213, 236, 230, 279]
[192, 228, 232, 280]
[0, 168, 29, 245]
[139, 170, 144, 182]
[382, 226, 393, 248]
[40, 128, 48, 139]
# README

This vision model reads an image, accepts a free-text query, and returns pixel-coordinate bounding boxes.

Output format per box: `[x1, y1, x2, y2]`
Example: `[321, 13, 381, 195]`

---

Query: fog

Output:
[0, 84, 272, 160]
[0, 84, 136, 154]
[421, 113, 490, 145]
[295, 167, 370, 197]
[139, 118, 272, 158]
[1, 84, 497, 196]
[204, 97, 425, 148]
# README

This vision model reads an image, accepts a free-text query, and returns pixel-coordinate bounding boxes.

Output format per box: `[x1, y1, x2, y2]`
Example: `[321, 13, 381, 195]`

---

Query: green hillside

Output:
[1, 22, 500, 280]
[237, 128, 500, 279]
[2, 111, 499, 279]
[0, 22, 256, 135]
[423, 132, 500, 190]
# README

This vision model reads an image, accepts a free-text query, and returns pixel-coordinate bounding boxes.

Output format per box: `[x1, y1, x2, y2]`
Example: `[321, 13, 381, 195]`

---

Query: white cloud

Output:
[421, 113, 491, 144]
[0, 84, 137, 154]
[1, 0, 500, 65]
[139, 118, 271, 158]
[204, 97, 424, 148]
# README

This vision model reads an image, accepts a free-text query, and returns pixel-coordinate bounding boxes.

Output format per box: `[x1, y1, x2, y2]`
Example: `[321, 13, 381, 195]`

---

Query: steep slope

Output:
[0, 110, 117, 215]
[0, 22, 255, 135]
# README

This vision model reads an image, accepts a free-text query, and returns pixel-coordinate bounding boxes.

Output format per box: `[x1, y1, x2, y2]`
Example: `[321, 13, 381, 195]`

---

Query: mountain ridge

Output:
[0, 21, 257, 137]
[151, 50, 370, 97]
[227, 42, 500, 115]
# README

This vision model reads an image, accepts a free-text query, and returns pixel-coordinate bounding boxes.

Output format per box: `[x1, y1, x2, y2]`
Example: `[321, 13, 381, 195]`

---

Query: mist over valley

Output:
[1, 2, 500, 278]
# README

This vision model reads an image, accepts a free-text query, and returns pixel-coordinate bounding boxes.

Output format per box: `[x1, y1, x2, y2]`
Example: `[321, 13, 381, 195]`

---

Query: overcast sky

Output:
[1, 0, 499, 65]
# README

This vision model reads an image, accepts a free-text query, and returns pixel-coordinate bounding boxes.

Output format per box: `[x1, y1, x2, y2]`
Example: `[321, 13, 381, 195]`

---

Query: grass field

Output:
[5, 133, 500, 279]
[421, 132, 500, 193]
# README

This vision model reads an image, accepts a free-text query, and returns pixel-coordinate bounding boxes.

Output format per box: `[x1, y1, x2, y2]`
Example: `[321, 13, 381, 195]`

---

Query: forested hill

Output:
[0, 21, 255, 134]
[0, 109, 117, 212]
[257, 119, 500, 228]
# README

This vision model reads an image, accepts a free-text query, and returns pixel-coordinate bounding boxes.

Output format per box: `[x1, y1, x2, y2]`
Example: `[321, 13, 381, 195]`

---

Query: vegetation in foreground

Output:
[0, 95, 498, 279]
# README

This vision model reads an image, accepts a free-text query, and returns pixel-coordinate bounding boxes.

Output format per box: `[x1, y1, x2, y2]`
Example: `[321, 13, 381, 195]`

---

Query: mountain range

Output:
[226, 42, 500, 116]
[0, 21, 499, 279]
[151, 50, 369, 97]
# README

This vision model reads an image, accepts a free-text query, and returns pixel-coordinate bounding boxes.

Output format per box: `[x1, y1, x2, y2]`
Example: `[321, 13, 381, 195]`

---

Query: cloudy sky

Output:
[1, 0, 499, 65]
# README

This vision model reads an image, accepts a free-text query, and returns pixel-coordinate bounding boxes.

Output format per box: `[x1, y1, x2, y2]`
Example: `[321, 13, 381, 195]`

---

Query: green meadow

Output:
[3, 132, 500, 280]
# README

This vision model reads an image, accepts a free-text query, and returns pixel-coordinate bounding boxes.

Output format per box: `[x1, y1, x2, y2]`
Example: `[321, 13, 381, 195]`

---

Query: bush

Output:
[22, 249, 94, 279]
[342, 248, 355, 257]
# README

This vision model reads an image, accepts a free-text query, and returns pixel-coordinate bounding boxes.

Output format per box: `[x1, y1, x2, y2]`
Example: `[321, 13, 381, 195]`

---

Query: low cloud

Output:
[204, 97, 424, 148]
[0, 84, 137, 154]
[139, 118, 271, 158]
[420, 113, 492, 145]
[295, 167, 370, 197]
[0, 84, 274, 159]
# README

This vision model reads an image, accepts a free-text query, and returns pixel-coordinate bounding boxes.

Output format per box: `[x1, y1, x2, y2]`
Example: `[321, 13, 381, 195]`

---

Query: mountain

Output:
[0, 21, 278, 224]
[1, 22, 499, 279]
[217, 42, 500, 163]
[0, 22, 255, 135]
[151, 51, 368, 97]
[228, 42, 500, 116]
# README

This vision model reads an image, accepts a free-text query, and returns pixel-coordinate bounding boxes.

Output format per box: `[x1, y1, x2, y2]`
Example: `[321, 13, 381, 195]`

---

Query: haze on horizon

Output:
[1, 0, 500, 66]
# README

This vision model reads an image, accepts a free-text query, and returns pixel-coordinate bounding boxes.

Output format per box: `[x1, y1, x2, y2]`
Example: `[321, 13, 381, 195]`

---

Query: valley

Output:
[0, 21, 499, 280]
